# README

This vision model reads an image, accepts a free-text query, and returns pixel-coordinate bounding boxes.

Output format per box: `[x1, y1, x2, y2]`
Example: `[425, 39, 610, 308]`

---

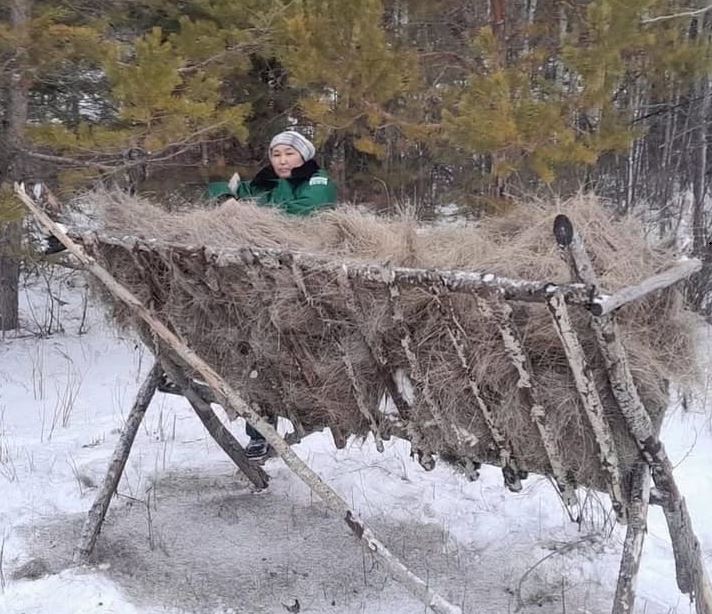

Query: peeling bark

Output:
[90, 233, 595, 307]
[478, 294, 579, 510]
[555, 214, 712, 613]
[546, 292, 626, 519]
[613, 464, 651, 614]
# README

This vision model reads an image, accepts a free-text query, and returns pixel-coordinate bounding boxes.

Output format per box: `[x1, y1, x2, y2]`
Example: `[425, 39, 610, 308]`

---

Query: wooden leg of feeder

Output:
[74, 361, 162, 563]
[612, 463, 651, 614]
[159, 356, 269, 490]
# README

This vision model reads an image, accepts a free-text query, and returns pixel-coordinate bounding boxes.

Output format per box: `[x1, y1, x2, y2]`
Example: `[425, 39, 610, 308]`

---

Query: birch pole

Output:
[15, 184, 462, 614]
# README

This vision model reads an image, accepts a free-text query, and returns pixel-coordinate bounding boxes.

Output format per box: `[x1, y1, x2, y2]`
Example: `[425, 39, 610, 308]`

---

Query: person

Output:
[211, 130, 338, 460]
[208, 130, 337, 216]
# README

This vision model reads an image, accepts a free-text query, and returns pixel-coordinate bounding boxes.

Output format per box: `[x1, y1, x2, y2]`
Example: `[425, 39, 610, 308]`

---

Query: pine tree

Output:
[272, 0, 427, 197]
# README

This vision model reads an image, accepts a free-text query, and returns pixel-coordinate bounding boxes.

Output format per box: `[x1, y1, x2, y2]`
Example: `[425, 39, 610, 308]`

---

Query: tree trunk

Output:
[0, 0, 31, 331]
[0, 219, 21, 332]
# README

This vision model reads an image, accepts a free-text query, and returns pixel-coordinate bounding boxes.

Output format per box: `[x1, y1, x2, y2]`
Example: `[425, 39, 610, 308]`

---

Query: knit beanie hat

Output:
[269, 131, 315, 162]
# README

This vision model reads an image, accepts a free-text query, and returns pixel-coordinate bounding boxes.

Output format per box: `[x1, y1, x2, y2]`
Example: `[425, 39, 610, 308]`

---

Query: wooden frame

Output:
[15, 184, 711, 614]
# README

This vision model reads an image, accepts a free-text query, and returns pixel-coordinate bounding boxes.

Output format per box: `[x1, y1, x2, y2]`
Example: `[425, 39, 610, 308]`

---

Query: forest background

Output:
[2, 0, 712, 328]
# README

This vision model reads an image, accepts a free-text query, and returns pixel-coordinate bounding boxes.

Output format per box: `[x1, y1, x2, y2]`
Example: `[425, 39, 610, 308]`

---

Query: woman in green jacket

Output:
[213, 130, 337, 459]
[210, 130, 337, 216]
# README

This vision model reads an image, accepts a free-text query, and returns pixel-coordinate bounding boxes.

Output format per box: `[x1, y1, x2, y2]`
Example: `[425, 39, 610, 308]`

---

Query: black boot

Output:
[43, 235, 67, 255]
[245, 437, 269, 460]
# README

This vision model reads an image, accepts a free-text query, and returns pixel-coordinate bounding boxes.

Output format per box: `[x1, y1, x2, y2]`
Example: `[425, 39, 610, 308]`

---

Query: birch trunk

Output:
[478, 294, 578, 510]
[92, 233, 595, 308]
[612, 464, 651, 614]
[546, 292, 626, 519]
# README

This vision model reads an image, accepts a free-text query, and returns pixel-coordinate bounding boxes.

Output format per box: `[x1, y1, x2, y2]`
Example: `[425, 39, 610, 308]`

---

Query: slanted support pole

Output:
[433, 284, 524, 491]
[554, 214, 712, 614]
[159, 355, 269, 490]
[478, 293, 579, 512]
[16, 184, 461, 614]
[74, 361, 162, 563]
[546, 292, 626, 520]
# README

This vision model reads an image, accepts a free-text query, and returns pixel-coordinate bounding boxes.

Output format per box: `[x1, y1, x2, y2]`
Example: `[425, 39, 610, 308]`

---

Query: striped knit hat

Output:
[269, 130, 315, 162]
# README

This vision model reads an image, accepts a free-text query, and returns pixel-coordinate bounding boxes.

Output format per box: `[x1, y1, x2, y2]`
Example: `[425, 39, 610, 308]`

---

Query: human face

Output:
[270, 145, 304, 178]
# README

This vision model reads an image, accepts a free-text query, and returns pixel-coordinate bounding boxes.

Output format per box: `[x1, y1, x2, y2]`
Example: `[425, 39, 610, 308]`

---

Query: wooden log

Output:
[546, 292, 626, 520]
[17, 184, 462, 614]
[74, 362, 162, 563]
[159, 355, 269, 490]
[336, 268, 437, 467]
[590, 259, 701, 316]
[612, 463, 651, 614]
[555, 214, 712, 613]
[90, 232, 596, 307]
[477, 294, 579, 510]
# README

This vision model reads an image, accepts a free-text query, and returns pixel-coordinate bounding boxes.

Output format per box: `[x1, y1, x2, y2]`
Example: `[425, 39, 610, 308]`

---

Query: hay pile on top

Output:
[83, 191, 699, 498]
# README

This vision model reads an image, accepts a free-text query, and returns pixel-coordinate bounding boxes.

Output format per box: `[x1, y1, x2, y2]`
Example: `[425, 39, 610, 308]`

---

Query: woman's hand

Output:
[228, 171, 241, 194]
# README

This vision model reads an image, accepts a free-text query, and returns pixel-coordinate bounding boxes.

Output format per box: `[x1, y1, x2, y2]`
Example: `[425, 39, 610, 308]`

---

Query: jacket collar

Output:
[252, 159, 321, 188]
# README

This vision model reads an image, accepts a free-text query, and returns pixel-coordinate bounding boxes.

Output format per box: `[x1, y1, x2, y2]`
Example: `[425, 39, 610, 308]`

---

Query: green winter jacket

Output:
[208, 159, 337, 216]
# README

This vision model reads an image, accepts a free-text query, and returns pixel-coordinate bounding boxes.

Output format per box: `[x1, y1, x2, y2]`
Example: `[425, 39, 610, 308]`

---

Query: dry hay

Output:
[78, 191, 700, 500]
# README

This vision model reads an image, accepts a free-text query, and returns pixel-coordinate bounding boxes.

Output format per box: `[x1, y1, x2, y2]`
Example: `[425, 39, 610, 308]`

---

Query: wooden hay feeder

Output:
[16, 184, 712, 614]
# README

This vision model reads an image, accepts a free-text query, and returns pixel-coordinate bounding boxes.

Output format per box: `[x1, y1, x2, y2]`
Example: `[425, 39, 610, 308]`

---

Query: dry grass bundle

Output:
[81, 191, 700, 499]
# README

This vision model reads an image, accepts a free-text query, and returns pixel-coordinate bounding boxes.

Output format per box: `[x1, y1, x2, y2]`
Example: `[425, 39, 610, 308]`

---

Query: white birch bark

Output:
[478, 294, 579, 510]
[546, 292, 626, 519]
[612, 464, 651, 614]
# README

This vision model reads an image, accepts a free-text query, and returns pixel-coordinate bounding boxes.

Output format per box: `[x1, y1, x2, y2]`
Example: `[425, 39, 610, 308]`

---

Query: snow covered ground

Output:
[1, 269, 710, 614]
